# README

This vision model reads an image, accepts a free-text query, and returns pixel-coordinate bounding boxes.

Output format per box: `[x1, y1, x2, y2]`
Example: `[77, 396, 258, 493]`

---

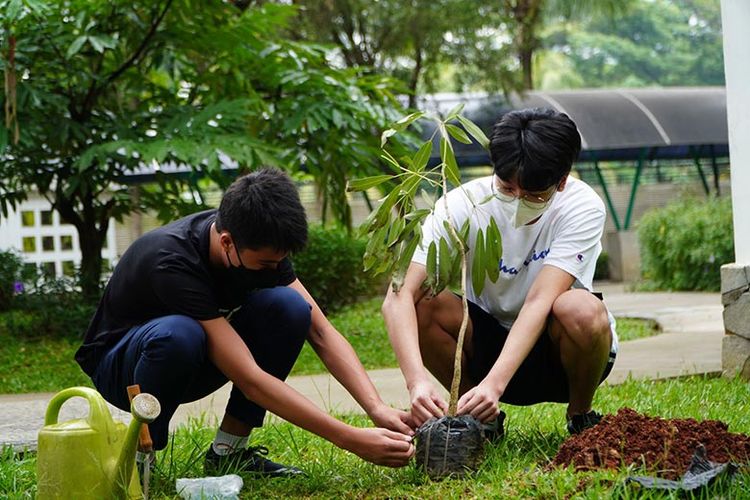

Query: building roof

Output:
[417, 87, 728, 164]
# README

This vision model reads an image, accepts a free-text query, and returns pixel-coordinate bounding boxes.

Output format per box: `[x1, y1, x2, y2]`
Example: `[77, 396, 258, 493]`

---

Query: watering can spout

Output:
[115, 393, 161, 496]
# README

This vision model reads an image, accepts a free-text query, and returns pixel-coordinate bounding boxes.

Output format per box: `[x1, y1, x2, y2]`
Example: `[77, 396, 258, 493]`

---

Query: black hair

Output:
[215, 168, 308, 253]
[489, 107, 581, 191]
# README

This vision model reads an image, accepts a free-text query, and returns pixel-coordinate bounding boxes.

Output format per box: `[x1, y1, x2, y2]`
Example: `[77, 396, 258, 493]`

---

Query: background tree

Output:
[0, 0, 404, 299]
[544, 0, 724, 88]
[289, 0, 521, 106]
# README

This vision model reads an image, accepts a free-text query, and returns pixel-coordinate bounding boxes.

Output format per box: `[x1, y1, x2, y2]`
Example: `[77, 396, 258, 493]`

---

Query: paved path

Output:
[0, 283, 724, 452]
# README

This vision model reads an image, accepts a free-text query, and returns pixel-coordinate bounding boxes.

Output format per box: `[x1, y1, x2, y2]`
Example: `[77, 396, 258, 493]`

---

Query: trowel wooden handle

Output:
[127, 384, 154, 453]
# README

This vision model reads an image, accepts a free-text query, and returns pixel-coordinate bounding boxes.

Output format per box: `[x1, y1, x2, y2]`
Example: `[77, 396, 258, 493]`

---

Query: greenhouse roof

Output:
[418, 86, 728, 163]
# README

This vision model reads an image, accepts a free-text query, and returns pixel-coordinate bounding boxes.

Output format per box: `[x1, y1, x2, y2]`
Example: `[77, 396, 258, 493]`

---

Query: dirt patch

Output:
[552, 407, 750, 480]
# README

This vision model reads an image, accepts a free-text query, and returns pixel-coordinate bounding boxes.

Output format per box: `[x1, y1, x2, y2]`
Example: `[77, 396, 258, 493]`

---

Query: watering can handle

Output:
[44, 387, 115, 432]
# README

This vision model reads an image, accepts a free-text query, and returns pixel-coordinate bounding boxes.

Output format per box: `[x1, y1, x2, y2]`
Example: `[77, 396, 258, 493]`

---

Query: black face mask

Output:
[222, 247, 281, 298]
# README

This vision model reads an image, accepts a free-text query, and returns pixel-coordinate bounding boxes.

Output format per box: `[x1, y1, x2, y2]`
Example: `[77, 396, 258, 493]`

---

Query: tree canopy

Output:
[0, 0, 405, 297]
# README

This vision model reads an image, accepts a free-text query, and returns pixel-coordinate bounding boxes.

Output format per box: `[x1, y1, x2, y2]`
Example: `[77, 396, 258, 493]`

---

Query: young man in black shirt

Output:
[76, 168, 415, 475]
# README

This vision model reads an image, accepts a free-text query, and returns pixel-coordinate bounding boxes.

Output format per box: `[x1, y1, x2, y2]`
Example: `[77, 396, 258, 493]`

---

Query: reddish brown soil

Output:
[552, 408, 750, 480]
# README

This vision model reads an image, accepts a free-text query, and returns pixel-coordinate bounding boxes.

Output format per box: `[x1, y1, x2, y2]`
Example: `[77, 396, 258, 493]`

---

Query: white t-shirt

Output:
[413, 175, 618, 354]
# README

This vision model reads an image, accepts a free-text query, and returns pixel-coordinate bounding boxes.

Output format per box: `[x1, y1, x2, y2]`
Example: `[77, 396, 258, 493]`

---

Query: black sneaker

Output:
[567, 410, 603, 435]
[483, 410, 506, 442]
[204, 445, 305, 477]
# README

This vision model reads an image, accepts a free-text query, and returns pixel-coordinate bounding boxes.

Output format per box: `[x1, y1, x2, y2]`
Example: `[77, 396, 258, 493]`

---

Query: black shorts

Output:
[466, 300, 615, 406]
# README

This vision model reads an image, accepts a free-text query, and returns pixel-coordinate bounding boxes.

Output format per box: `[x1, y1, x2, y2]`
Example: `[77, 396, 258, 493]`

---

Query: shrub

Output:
[0, 270, 96, 339]
[292, 224, 383, 314]
[594, 251, 610, 281]
[0, 249, 35, 312]
[637, 196, 734, 291]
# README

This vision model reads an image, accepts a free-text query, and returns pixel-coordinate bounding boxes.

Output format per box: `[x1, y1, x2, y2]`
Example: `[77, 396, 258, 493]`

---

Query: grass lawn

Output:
[0, 297, 658, 393]
[2, 375, 749, 498]
[0, 297, 659, 394]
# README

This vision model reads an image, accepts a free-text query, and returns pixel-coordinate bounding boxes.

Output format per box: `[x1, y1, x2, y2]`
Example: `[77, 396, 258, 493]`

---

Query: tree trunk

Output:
[519, 45, 534, 90]
[77, 221, 107, 302]
[408, 46, 423, 109]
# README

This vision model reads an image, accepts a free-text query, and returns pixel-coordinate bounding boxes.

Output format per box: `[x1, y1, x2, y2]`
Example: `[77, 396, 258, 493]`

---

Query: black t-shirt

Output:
[75, 210, 296, 375]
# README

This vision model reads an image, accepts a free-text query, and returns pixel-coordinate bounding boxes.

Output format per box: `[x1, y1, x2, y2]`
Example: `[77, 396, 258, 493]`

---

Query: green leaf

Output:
[438, 236, 453, 291]
[441, 138, 461, 187]
[457, 115, 490, 150]
[66, 36, 88, 59]
[445, 103, 465, 120]
[471, 228, 486, 296]
[446, 124, 472, 144]
[6, 0, 23, 20]
[347, 175, 393, 192]
[412, 141, 433, 172]
[425, 240, 438, 293]
[485, 216, 502, 283]
[392, 111, 425, 129]
[380, 128, 397, 148]
[386, 216, 405, 247]
[391, 236, 420, 292]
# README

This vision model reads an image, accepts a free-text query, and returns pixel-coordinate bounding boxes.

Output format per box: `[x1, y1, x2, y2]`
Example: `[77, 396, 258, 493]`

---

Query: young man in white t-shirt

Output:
[382, 107, 617, 436]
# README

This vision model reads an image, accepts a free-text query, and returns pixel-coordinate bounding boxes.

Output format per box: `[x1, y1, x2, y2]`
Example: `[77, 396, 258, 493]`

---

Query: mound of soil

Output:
[553, 408, 750, 480]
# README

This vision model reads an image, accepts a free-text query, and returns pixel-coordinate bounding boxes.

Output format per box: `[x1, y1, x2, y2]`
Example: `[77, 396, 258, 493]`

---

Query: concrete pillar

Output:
[720, 0, 750, 380]
[605, 230, 641, 283]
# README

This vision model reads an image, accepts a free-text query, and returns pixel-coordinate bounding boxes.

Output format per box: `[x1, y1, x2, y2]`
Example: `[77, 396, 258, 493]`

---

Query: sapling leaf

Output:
[347, 175, 393, 191]
[486, 217, 502, 283]
[380, 128, 397, 148]
[391, 236, 420, 292]
[425, 241, 438, 294]
[445, 103, 465, 120]
[420, 189, 437, 210]
[413, 141, 433, 172]
[386, 217, 406, 247]
[472, 228, 486, 296]
[438, 236, 453, 291]
[457, 115, 490, 150]
[441, 138, 461, 187]
[446, 124, 472, 144]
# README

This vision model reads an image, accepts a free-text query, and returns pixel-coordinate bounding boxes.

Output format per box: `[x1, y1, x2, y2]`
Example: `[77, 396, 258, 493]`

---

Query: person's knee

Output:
[552, 291, 610, 350]
[266, 287, 311, 339]
[145, 315, 207, 365]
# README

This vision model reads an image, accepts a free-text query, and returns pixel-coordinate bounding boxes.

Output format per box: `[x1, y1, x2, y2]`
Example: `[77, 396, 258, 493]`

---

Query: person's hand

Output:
[408, 380, 448, 427]
[456, 381, 502, 422]
[368, 403, 417, 434]
[346, 427, 415, 467]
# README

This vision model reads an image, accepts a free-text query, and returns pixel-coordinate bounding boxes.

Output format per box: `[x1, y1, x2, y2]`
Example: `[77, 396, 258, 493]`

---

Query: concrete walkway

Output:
[1, 283, 724, 452]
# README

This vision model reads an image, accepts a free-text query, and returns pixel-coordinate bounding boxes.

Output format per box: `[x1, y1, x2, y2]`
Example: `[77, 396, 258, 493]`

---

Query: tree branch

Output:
[104, 0, 174, 86]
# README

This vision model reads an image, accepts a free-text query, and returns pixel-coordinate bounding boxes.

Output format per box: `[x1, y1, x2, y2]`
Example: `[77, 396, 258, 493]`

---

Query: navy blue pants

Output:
[92, 287, 311, 450]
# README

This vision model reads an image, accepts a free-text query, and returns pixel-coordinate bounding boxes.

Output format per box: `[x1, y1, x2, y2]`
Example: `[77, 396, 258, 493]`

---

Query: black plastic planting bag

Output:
[626, 445, 739, 492]
[415, 415, 484, 479]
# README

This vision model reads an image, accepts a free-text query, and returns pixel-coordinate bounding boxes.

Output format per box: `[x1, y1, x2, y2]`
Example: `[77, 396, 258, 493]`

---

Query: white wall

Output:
[0, 193, 117, 277]
[722, 0, 750, 265]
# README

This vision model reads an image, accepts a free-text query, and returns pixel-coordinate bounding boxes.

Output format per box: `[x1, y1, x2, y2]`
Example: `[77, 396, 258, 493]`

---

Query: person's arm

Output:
[456, 265, 575, 421]
[286, 279, 414, 434]
[198, 316, 414, 466]
[382, 262, 449, 426]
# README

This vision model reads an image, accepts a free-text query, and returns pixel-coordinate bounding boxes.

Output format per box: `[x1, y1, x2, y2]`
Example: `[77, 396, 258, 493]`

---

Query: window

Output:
[62, 261, 76, 277]
[42, 236, 55, 252]
[41, 262, 55, 276]
[21, 211, 35, 227]
[41, 210, 53, 226]
[22, 236, 36, 253]
[60, 235, 74, 251]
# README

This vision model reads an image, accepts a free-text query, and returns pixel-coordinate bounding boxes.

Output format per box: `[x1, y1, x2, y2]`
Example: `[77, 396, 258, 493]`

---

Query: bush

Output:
[292, 224, 383, 314]
[637, 196, 734, 291]
[594, 251, 609, 281]
[0, 249, 35, 312]
[0, 270, 96, 339]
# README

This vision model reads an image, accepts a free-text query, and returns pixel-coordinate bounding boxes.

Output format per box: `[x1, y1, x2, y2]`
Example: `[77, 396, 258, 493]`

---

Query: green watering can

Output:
[36, 386, 161, 499]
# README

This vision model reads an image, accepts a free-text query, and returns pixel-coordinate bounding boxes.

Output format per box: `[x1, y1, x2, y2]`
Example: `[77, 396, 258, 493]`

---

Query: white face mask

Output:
[497, 191, 557, 228]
